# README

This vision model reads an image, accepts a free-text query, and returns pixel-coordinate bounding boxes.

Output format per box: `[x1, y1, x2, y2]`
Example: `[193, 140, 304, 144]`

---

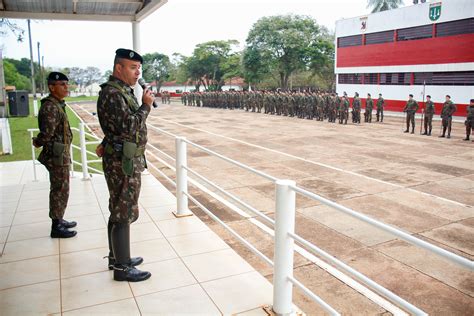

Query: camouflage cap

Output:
[47, 72, 68, 82]
[115, 48, 143, 63]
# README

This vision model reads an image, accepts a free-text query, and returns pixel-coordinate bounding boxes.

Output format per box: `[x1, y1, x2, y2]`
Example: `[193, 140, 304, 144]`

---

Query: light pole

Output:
[37, 41, 43, 96]
[27, 20, 38, 116]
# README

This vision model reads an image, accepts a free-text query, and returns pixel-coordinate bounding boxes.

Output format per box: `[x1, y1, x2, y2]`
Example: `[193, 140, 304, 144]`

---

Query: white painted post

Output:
[29, 130, 37, 182]
[79, 122, 89, 180]
[70, 143, 75, 178]
[273, 180, 296, 315]
[173, 136, 193, 217]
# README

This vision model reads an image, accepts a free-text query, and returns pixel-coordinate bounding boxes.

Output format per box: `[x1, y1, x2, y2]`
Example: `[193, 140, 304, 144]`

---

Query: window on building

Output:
[365, 31, 394, 45]
[431, 71, 474, 86]
[338, 74, 362, 84]
[397, 25, 432, 41]
[337, 35, 363, 48]
[363, 73, 378, 84]
[436, 18, 474, 37]
[379, 73, 410, 85]
[414, 72, 433, 85]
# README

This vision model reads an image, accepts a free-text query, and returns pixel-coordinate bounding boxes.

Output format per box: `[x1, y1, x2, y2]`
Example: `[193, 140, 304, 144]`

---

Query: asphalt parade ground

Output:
[75, 100, 473, 315]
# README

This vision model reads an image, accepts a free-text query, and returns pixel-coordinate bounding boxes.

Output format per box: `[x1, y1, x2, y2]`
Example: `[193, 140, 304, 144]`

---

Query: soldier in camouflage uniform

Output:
[439, 95, 457, 138]
[364, 93, 374, 123]
[33, 72, 77, 239]
[95, 49, 153, 282]
[352, 92, 361, 124]
[339, 94, 349, 124]
[422, 95, 435, 136]
[464, 99, 474, 141]
[403, 94, 419, 134]
[376, 93, 384, 122]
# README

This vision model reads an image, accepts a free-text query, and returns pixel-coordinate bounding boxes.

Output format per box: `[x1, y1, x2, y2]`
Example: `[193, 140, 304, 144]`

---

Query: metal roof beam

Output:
[0, 11, 134, 22]
[135, 0, 167, 22]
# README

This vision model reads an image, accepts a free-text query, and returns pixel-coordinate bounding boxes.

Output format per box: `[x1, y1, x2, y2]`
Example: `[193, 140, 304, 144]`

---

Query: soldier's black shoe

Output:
[107, 256, 144, 270]
[60, 219, 77, 228]
[447, 135, 451, 139]
[404, 130, 409, 133]
[113, 265, 151, 282]
[410, 131, 414, 134]
[51, 220, 77, 238]
[439, 135, 445, 138]
[422, 132, 427, 135]
[463, 137, 470, 141]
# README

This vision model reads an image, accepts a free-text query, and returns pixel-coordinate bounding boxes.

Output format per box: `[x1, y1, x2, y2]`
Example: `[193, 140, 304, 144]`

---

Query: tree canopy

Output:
[244, 15, 334, 90]
[142, 52, 173, 92]
[367, 0, 404, 13]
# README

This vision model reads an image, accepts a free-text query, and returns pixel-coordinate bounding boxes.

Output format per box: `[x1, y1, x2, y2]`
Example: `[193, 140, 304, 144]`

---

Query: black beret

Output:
[47, 72, 68, 82]
[426, 95, 431, 98]
[470, 99, 474, 103]
[446, 95, 451, 98]
[409, 94, 413, 97]
[367, 93, 371, 96]
[115, 48, 143, 63]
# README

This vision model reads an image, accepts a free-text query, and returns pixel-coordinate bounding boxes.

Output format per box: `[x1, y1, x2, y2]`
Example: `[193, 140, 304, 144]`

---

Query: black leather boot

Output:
[106, 220, 143, 270]
[439, 126, 446, 138]
[111, 223, 151, 282]
[51, 219, 77, 238]
[60, 219, 77, 228]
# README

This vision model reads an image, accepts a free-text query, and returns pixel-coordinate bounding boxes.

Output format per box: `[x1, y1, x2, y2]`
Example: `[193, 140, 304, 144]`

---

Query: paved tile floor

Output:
[0, 161, 273, 315]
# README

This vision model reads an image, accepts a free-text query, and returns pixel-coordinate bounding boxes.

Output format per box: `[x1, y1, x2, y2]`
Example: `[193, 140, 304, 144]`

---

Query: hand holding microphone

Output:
[138, 78, 158, 108]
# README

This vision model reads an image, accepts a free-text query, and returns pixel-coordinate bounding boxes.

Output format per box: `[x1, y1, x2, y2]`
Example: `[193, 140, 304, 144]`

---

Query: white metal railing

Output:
[144, 123, 473, 316]
[43, 105, 472, 315]
[28, 122, 103, 181]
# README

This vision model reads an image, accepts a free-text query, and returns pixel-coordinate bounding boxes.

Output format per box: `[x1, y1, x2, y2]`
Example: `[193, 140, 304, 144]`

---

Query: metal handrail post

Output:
[70, 143, 75, 178]
[29, 130, 38, 182]
[79, 122, 89, 180]
[273, 179, 296, 315]
[173, 136, 193, 217]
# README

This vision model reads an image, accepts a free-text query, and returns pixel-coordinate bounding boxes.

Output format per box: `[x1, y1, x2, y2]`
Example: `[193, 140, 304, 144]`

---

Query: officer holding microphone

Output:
[96, 48, 155, 282]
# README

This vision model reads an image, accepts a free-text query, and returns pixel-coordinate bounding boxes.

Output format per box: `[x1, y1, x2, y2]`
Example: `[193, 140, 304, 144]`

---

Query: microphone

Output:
[138, 78, 158, 108]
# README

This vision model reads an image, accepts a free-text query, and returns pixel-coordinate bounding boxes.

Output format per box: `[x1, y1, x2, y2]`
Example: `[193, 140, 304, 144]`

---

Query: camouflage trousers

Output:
[424, 114, 433, 132]
[45, 164, 70, 220]
[103, 155, 141, 224]
[376, 107, 384, 121]
[406, 112, 416, 130]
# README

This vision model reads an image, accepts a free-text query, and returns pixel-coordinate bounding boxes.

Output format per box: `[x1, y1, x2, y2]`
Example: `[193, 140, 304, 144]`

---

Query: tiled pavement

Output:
[0, 161, 273, 315]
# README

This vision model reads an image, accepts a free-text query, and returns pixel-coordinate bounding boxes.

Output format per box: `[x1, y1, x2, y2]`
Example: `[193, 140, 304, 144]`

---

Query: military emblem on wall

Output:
[429, 2, 442, 21]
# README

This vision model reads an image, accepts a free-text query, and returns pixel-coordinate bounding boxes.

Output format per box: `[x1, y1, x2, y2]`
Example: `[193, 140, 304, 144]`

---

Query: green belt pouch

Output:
[122, 141, 137, 176]
[52, 141, 65, 166]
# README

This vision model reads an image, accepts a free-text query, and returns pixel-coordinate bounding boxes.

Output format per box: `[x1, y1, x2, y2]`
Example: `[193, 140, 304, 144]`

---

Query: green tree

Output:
[3, 60, 31, 90]
[245, 15, 333, 90]
[142, 53, 172, 92]
[185, 40, 239, 91]
[367, 0, 404, 13]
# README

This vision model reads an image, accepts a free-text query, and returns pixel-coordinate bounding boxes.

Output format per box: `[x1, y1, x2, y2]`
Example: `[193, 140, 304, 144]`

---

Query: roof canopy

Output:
[0, 0, 167, 22]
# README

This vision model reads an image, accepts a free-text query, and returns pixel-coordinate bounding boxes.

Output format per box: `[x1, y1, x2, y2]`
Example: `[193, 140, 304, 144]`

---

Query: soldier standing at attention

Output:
[463, 99, 474, 141]
[33, 72, 77, 238]
[422, 95, 435, 136]
[364, 93, 374, 123]
[403, 94, 419, 134]
[95, 48, 154, 282]
[339, 94, 349, 124]
[439, 95, 457, 138]
[352, 92, 361, 124]
[376, 93, 385, 122]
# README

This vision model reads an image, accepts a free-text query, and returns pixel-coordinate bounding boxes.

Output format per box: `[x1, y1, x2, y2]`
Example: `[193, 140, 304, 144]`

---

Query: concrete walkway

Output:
[0, 161, 273, 315]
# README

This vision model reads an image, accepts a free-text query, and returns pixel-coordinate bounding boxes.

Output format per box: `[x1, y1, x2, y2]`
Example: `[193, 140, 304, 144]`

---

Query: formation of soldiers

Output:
[181, 91, 473, 140]
[181, 90, 386, 124]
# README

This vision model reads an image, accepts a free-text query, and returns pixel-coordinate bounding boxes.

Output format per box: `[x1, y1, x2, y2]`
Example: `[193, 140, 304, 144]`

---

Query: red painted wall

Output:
[348, 97, 468, 117]
[337, 34, 474, 67]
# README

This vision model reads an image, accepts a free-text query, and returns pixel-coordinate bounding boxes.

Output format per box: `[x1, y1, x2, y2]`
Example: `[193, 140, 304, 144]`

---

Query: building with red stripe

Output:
[335, 0, 473, 116]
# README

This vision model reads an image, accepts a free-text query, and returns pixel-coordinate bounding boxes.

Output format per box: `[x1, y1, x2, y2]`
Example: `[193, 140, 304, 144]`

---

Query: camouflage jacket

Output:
[352, 97, 361, 111]
[97, 76, 150, 170]
[376, 97, 384, 109]
[467, 105, 474, 120]
[441, 100, 457, 118]
[36, 95, 73, 167]
[424, 101, 435, 115]
[366, 98, 374, 110]
[404, 100, 419, 113]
